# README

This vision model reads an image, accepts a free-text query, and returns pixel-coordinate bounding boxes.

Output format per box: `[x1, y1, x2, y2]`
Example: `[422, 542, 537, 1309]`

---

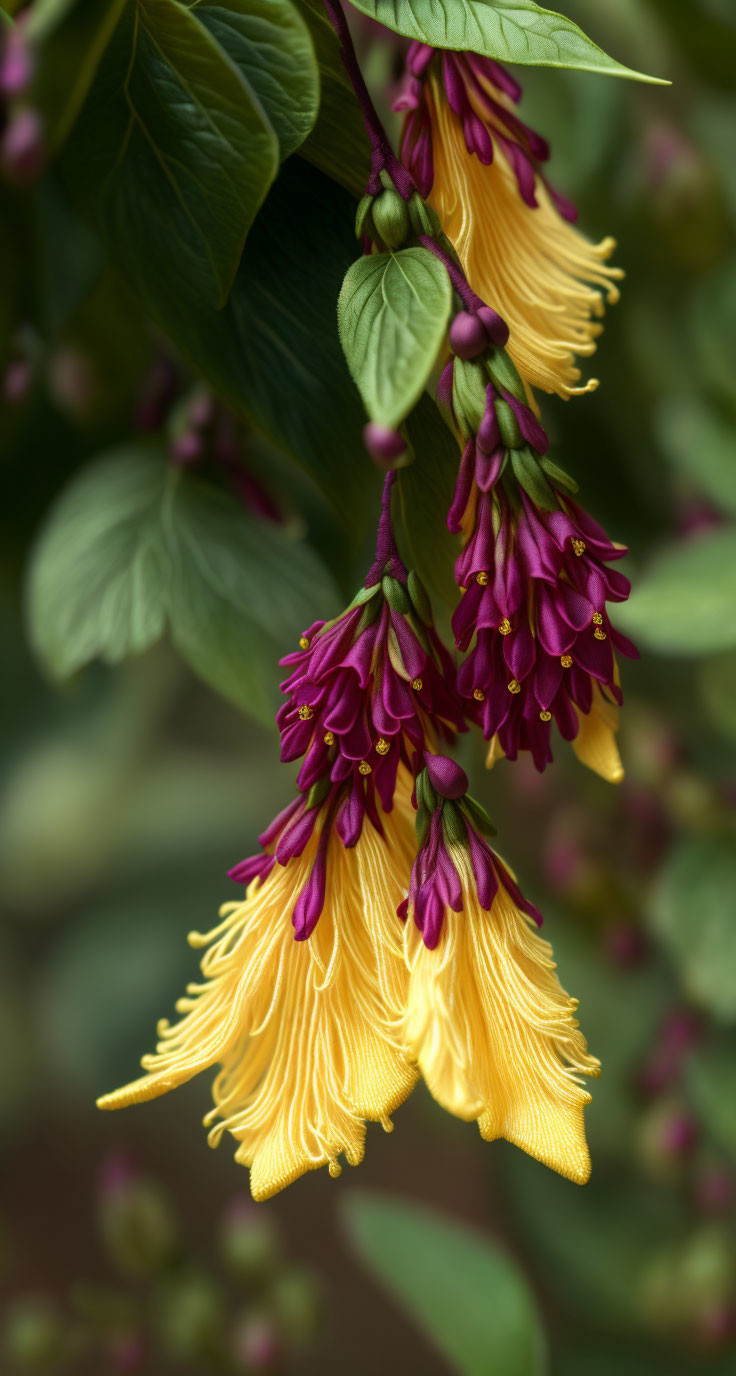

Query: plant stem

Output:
[366, 470, 406, 583]
[418, 233, 484, 312]
[322, 0, 415, 197]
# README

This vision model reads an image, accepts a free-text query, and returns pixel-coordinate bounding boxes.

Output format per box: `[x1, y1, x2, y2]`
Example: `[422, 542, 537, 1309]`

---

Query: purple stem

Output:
[366, 471, 406, 584]
[322, 0, 416, 197]
[418, 234, 484, 312]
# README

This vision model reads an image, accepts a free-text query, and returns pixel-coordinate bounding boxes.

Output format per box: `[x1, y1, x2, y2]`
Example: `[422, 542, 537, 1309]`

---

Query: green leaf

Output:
[657, 395, 736, 517]
[652, 834, 736, 1022]
[396, 393, 460, 611]
[26, 0, 128, 150]
[615, 528, 736, 656]
[190, 0, 320, 160]
[338, 249, 452, 429]
[341, 1193, 546, 1376]
[64, 0, 279, 309]
[347, 0, 668, 82]
[688, 1036, 736, 1163]
[26, 446, 339, 722]
[294, 0, 369, 195]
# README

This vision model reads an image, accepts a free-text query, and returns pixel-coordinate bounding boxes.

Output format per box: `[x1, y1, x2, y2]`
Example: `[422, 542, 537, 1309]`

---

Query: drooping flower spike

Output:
[396, 42, 623, 400]
[401, 753, 599, 1184]
[432, 289, 638, 779]
[97, 476, 465, 1200]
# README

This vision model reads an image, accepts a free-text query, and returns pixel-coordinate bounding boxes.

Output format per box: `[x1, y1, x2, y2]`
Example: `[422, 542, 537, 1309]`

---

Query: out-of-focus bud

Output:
[363, 421, 408, 468]
[449, 311, 488, 361]
[170, 429, 204, 466]
[3, 1296, 65, 1369]
[0, 19, 33, 99]
[271, 1270, 322, 1348]
[604, 922, 649, 970]
[98, 1161, 177, 1279]
[2, 356, 33, 404]
[134, 354, 180, 431]
[694, 1302, 736, 1351]
[219, 1198, 280, 1285]
[371, 187, 411, 249]
[47, 347, 96, 420]
[1, 106, 44, 183]
[695, 1165, 735, 1219]
[231, 1312, 283, 1372]
[637, 1009, 701, 1099]
[642, 1226, 736, 1343]
[186, 388, 215, 431]
[637, 1098, 699, 1181]
[108, 1329, 147, 1372]
[156, 1273, 224, 1361]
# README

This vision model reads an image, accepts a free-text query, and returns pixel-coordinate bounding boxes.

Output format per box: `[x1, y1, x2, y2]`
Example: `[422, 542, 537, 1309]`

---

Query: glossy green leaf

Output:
[26, 0, 128, 150]
[190, 0, 320, 160]
[347, 0, 668, 82]
[26, 446, 339, 722]
[657, 394, 736, 517]
[64, 0, 279, 309]
[615, 527, 736, 656]
[341, 1193, 546, 1376]
[652, 834, 736, 1021]
[338, 249, 452, 429]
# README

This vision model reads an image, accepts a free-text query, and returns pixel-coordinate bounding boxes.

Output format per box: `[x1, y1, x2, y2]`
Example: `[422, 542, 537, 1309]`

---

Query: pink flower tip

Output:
[425, 752, 468, 800]
[363, 422, 407, 466]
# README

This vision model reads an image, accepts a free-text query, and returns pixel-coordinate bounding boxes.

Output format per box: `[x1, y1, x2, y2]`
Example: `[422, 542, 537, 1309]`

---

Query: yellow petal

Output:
[427, 77, 623, 402]
[485, 734, 506, 771]
[572, 687, 624, 784]
[403, 855, 599, 1184]
[99, 779, 418, 1201]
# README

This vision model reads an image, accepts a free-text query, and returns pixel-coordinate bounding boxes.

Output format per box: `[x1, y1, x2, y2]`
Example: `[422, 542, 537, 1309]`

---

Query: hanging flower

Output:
[444, 351, 638, 778]
[396, 42, 623, 400]
[401, 755, 599, 1184]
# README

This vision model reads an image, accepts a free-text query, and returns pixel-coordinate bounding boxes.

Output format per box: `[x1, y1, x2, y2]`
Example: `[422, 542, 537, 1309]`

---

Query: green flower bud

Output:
[452, 359, 487, 437]
[407, 568, 432, 625]
[371, 189, 411, 250]
[3, 1297, 65, 1368]
[156, 1273, 224, 1361]
[485, 347, 525, 401]
[408, 192, 441, 238]
[271, 1269, 323, 1347]
[495, 399, 523, 449]
[539, 455, 579, 493]
[220, 1200, 280, 1284]
[441, 800, 468, 847]
[99, 1177, 176, 1280]
[510, 447, 557, 510]
[382, 574, 411, 612]
[458, 795, 498, 838]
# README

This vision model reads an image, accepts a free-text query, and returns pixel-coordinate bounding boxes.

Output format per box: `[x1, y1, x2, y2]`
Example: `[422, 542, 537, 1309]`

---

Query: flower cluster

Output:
[99, 476, 597, 1199]
[396, 41, 623, 399]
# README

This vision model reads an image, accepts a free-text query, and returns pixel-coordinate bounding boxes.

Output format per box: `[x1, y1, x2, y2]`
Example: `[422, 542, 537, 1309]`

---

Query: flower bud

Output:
[157, 1273, 224, 1360]
[477, 304, 509, 348]
[0, 23, 33, 99]
[231, 1314, 282, 1372]
[98, 1172, 176, 1279]
[271, 1269, 322, 1347]
[170, 430, 204, 466]
[449, 310, 487, 361]
[425, 752, 468, 800]
[1, 107, 44, 183]
[363, 422, 407, 467]
[219, 1197, 280, 1283]
[2, 356, 32, 404]
[371, 188, 411, 249]
[3, 1297, 66, 1368]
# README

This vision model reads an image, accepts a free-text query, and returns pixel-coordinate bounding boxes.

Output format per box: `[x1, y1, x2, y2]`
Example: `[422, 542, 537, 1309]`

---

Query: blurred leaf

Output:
[698, 650, 736, 743]
[348, 0, 668, 82]
[688, 1036, 736, 1163]
[35, 178, 104, 340]
[657, 395, 736, 516]
[652, 834, 736, 1021]
[396, 394, 461, 611]
[691, 264, 736, 408]
[26, 445, 339, 721]
[295, 0, 369, 195]
[27, 0, 127, 150]
[64, 0, 279, 310]
[341, 1193, 547, 1376]
[338, 249, 452, 429]
[615, 528, 736, 655]
[192, 0, 320, 160]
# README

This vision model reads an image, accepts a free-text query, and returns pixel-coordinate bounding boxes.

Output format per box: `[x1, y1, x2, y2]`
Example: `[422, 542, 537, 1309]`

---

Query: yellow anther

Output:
[323, 731, 334, 746]
[298, 705, 313, 721]
[473, 688, 485, 702]
[476, 571, 489, 586]
[539, 710, 552, 722]
[299, 636, 310, 650]
[411, 677, 423, 691]
[592, 612, 604, 626]
[375, 737, 390, 755]
[561, 654, 573, 668]
[328, 1159, 342, 1179]
[572, 538, 586, 557]
[358, 760, 372, 775]
[508, 679, 521, 694]
[499, 618, 512, 636]
[594, 627, 607, 640]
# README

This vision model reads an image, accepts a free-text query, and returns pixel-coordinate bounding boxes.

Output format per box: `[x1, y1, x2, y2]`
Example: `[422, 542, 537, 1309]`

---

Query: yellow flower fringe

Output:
[98, 782, 418, 1201]
[571, 686, 624, 784]
[427, 76, 623, 401]
[403, 854, 599, 1184]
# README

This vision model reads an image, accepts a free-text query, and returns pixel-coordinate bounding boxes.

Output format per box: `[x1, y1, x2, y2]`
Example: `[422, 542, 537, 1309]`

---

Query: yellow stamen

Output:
[476, 571, 489, 586]
[473, 688, 486, 702]
[299, 636, 310, 651]
[411, 677, 423, 691]
[508, 679, 521, 694]
[323, 731, 334, 746]
[594, 628, 607, 641]
[572, 538, 586, 557]
[298, 705, 313, 721]
[499, 618, 512, 636]
[539, 710, 552, 722]
[358, 760, 372, 775]
[375, 738, 390, 756]
[561, 654, 573, 668]
[592, 612, 604, 626]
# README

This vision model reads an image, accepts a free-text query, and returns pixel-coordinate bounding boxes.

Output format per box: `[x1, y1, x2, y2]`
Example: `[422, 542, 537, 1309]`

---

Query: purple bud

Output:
[2, 356, 32, 404]
[0, 25, 33, 99]
[425, 753, 468, 800]
[449, 310, 488, 361]
[363, 422, 407, 466]
[170, 430, 203, 466]
[695, 1166, 734, 1218]
[1, 107, 44, 183]
[436, 359, 454, 406]
[660, 1110, 698, 1158]
[476, 304, 510, 348]
[186, 391, 215, 430]
[232, 1316, 282, 1372]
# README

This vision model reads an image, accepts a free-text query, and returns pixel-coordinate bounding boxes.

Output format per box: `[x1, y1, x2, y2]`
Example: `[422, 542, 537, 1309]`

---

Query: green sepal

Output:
[355, 592, 383, 636]
[442, 800, 468, 847]
[415, 803, 432, 847]
[406, 610, 431, 657]
[459, 795, 498, 839]
[407, 568, 433, 625]
[355, 194, 374, 239]
[539, 456, 579, 495]
[305, 775, 331, 810]
[382, 574, 412, 613]
[453, 358, 487, 437]
[408, 193, 441, 239]
[415, 768, 438, 815]
[387, 624, 411, 680]
[495, 399, 522, 449]
[510, 447, 558, 511]
[349, 582, 382, 609]
[485, 348, 525, 401]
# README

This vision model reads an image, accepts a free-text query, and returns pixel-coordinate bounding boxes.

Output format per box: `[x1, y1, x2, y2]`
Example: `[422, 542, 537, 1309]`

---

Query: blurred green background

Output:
[2, 0, 736, 1371]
